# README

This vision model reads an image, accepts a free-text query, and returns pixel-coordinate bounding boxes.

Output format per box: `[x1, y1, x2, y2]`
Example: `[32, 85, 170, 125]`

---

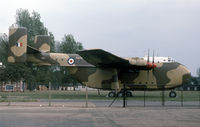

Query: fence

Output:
[0, 85, 200, 107]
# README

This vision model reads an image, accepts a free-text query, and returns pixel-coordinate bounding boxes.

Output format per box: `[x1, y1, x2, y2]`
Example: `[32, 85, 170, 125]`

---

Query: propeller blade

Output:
[147, 49, 149, 63]
[152, 50, 157, 71]
[153, 50, 154, 64]
[147, 49, 150, 80]
[147, 49, 152, 68]
[152, 50, 155, 72]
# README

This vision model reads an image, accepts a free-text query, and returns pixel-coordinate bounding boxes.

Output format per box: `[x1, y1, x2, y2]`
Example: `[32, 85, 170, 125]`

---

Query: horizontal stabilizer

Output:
[27, 45, 41, 54]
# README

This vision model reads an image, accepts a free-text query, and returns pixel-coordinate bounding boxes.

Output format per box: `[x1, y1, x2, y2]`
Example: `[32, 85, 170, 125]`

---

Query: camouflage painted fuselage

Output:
[27, 52, 191, 91]
[7, 27, 191, 91]
[68, 61, 190, 91]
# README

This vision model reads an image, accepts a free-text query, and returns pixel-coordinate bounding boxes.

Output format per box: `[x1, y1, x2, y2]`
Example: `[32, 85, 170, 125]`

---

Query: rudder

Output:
[7, 27, 27, 63]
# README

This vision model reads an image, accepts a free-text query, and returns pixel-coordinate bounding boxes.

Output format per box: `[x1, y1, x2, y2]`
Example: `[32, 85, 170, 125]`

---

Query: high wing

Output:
[77, 49, 130, 68]
[77, 49, 148, 69]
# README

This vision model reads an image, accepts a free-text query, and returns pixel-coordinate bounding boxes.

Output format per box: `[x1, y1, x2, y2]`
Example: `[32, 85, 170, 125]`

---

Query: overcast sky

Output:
[0, 0, 200, 76]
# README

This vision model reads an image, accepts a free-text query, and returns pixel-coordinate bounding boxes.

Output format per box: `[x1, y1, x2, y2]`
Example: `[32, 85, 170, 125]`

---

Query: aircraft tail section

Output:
[7, 27, 27, 63]
[7, 27, 93, 67]
[34, 35, 51, 53]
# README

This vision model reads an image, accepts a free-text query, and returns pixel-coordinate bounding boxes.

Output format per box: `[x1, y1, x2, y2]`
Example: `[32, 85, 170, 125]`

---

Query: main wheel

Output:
[169, 91, 177, 98]
[126, 91, 132, 97]
[117, 92, 124, 97]
[108, 92, 116, 97]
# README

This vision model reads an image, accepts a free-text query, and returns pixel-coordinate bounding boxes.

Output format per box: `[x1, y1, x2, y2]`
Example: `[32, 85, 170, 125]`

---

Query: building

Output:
[0, 62, 26, 92]
[0, 81, 26, 92]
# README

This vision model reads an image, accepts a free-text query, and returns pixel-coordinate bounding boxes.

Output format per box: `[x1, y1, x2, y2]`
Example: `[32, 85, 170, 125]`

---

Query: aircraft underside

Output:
[67, 64, 187, 91]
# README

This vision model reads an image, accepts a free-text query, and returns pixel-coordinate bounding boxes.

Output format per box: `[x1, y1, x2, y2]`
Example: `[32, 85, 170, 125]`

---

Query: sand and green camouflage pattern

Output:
[7, 27, 191, 91]
[8, 27, 27, 63]
[34, 35, 51, 52]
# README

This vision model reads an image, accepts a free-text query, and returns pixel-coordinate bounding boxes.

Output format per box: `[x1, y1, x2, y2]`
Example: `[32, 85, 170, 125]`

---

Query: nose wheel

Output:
[169, 91, 177, 98]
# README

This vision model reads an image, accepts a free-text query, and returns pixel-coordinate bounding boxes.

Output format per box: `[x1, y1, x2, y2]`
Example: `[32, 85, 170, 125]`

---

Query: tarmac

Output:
[0, 101, 200, 127]
[1, 99, 199, 107]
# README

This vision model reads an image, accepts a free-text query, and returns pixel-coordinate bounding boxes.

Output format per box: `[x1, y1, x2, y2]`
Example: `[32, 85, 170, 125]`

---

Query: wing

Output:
[77, 49, 147, 69]
[77, 49, 130, 68]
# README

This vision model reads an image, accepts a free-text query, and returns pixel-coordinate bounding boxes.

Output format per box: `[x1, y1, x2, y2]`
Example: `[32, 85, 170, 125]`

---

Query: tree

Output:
[15, 9, 57, 90]
[16, 9, 56, 52]
[196, 68, 200, 85]
[16, 9, 48, 46]
[0, 34, 8, 65]
[56, 34, 84, 90]
[0, 9, 84, 90]
[4, 64, 33, 82]
[58, 34, 83, 53]
[0, 34, 9, 87]
[197, 68, 200, 78]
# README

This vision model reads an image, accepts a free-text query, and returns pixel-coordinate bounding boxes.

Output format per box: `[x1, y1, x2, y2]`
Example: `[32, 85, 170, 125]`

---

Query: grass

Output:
[128, 91, 200, 101]
[0, 90, 199, 102]
[0, 90, 110, 102]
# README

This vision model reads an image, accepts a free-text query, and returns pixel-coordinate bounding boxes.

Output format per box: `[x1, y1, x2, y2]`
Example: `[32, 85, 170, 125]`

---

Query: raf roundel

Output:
[67, 58, 75, 65]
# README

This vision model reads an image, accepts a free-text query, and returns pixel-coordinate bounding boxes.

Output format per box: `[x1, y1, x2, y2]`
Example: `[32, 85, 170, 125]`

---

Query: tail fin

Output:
[7, 27, 27, 63]
[34, 35, 51, 52]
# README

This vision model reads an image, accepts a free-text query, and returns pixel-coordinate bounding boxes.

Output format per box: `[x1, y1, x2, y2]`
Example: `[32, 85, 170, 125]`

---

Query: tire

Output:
[108, 92, 116, 97]
[169, 91, 176, 98]
[126, 91, 132, 97]
[117, 92, 124, 97]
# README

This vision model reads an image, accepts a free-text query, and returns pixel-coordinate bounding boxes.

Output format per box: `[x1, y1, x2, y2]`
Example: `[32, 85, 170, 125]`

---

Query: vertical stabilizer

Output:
[34, 35, 51, 52]
[8, 27, 27, 63]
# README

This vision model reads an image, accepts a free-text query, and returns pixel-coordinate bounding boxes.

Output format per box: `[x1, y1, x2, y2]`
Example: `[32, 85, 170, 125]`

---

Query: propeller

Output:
[147, 49, 149, 63]
[146, 49, 157, 81]
[147, 49, 150, 81]
[152, 50, 157, 71]
[147, 49, 152, 68]
[146, 49, 157, 69]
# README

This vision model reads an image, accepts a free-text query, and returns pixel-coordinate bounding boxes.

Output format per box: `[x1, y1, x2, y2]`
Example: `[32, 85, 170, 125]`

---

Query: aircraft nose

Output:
[182, 65, 191, 84]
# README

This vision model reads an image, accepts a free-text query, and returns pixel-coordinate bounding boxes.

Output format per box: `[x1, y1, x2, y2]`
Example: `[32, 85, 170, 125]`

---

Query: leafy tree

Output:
[197, 68, 200, 85]
[49, 32, 56, 52]
[15, 9, 57, 89]
[197, 68, 200, 78]
[16, 9, 47, 46]
[188, 76, 198, 85]
[0, 9, 84, 90]
[16, 9, 56, 52]
[58, 34, 83, 53]
[56, 34, 84, 90]
[0, 34, 9, 86]
[4, 64, 33, 82]
[0, 34, 8, 65]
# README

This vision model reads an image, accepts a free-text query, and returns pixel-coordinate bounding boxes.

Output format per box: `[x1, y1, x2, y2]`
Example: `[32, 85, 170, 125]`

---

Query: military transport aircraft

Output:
[8, 27, 191, 98]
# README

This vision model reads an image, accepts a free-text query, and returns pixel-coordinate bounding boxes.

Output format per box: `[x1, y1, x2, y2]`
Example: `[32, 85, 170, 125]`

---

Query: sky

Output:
[0, 0, 200, 76]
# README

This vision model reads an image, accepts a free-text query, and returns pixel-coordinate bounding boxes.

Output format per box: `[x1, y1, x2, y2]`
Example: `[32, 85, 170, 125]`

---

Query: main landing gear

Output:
[169, 90, 177, 98]
[108, 90, 132, 97]
[108, 90, 177, 98]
